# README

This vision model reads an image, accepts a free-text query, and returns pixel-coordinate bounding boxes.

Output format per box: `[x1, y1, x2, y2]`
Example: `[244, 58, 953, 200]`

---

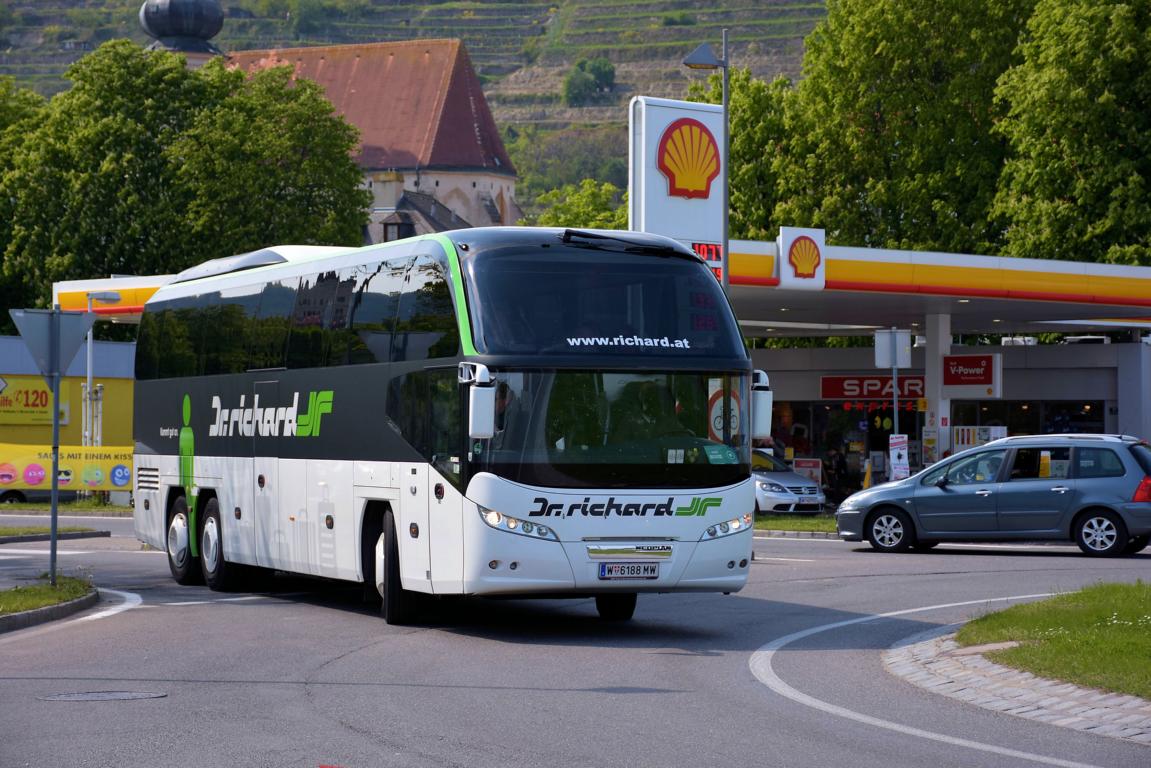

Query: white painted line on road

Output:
[754, 535, 843, 543]
[76, 589, 142, 622]
[755, 557, 815, 563]
[0, 548, 93, 555]
[747, 593, 1108, 768]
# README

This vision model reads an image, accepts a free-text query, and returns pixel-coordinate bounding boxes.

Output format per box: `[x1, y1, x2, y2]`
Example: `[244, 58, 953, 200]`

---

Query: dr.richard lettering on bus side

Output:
[132, 227, 773, 624]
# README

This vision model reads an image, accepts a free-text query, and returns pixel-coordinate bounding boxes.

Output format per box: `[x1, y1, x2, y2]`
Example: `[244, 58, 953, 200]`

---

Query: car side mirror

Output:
[935, 475, 950, 488]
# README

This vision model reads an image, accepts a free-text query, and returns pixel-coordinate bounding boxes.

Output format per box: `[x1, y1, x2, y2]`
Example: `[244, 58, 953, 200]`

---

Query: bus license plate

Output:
[599, 562, 659, 580]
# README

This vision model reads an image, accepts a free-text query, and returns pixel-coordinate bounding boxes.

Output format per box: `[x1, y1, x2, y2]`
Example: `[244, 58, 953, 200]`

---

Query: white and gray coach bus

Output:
[133, 227, 772, 623]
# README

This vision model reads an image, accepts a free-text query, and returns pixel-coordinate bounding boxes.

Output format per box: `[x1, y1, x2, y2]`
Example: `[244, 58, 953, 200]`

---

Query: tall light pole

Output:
[682, 28, 730, 295]
[84, 291, 120, 449]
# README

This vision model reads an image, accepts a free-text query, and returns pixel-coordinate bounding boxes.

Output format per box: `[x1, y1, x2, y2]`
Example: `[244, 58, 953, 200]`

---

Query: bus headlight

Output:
[478, 506, 559, 541]
[701, 513, 753, 541]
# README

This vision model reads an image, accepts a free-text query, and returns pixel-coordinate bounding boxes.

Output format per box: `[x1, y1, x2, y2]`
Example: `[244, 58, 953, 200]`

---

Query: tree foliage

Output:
[503, 124, 627, 214]
[561, 57, 615, 106]
[773, 0, 1035, 253]
[0, 40, 369, 315]
[994, 0, 1151, 264]
[526, 178, 628, 229]
[687, 68, 793, 240]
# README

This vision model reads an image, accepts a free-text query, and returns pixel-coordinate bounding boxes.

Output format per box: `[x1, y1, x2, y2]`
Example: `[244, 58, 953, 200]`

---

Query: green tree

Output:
[0, 40, 369, 311]
[687, 68, 793, 240]
[502, 124, 628, 214]
[173, 63, 368, 255]
[562, 67, 596, 107]
[527, 178, 628, 229]
[583, 57, 615, 91]
[773, 0, 1035, 252]
[994, 0, 1151, 264]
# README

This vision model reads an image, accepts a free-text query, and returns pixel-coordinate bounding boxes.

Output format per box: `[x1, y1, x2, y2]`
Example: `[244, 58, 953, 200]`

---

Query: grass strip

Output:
[0, 502, 132, 516]
[0, 526, 93, 537]
[754, 514, 837, 533]
[0, 576, 93, 616]
[957, 581, 1151, 700]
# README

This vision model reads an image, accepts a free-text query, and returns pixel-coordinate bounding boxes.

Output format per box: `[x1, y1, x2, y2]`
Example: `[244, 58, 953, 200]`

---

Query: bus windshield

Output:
[462, 243, 745, 360]
[471, 369, 750, 488]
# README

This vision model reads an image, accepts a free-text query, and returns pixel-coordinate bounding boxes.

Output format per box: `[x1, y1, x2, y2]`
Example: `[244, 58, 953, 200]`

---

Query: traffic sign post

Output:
[9, 308, 96, 585]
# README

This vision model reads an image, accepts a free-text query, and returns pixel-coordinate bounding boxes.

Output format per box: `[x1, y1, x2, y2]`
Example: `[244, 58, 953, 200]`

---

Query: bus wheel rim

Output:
[168, 513, 189, 567]
[203, 517, 220, 572]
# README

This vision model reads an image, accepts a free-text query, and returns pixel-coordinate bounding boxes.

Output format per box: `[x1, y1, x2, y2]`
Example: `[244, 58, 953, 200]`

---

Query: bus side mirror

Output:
[460, 363, 496, 440]
[751, 369, 772, 440]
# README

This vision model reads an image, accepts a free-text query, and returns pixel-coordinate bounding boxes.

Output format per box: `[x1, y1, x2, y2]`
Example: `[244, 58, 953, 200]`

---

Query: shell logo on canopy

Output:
[656, 118, 720, 199]
[788, 236, 821, 279]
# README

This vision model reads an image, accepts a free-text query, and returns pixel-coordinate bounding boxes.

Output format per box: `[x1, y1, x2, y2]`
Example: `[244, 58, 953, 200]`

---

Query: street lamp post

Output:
[682, 28, 730, 296]
[84, 291, 121, 450]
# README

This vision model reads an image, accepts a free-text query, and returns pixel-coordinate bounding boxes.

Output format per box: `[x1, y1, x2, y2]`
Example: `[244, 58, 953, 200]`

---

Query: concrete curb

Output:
[756, 529, 840, 539]
[0, 589, 100, 635]
[0, 531, 111, 545]
[884, 626, 1151, 745]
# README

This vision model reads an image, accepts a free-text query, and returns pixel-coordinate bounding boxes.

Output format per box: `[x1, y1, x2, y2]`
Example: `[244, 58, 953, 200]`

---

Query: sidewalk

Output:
[884, 625, 1151, 745]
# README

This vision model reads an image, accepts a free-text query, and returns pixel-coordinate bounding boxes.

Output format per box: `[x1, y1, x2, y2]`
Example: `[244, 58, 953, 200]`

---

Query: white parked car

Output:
[752, 449, 825, 515]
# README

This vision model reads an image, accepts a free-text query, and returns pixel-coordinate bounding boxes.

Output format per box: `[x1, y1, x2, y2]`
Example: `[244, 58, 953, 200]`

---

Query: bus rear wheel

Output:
[377, 510, 420, 625]
[167, 496, 202, 585]
[200, 498, 240, 591]
[595, 593, 637, 621]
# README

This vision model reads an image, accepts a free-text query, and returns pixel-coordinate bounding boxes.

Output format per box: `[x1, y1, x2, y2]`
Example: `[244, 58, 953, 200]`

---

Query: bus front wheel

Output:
[167, 496, 202, 585]
[595, 593, 637, 621]
[376, 510, 420, 625]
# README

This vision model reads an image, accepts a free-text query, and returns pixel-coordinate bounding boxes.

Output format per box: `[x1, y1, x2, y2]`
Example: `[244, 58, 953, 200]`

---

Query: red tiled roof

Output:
[228, 39, 515, 176]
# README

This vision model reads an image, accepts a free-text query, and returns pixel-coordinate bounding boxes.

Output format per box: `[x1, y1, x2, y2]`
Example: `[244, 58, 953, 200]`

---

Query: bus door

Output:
[253, 379, 290, 571]
[398, 462, 433, 592]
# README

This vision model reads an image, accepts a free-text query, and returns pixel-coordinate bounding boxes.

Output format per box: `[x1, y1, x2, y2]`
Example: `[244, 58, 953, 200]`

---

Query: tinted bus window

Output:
[135, 309, 162, 380]
[287, 270, 341, 369]
[393, 250, 459, 362]
[156, 296, 203, 379]
[347, 257, 408, 365]
[202, 284, 260, 376]
[249, 279, 296, 370]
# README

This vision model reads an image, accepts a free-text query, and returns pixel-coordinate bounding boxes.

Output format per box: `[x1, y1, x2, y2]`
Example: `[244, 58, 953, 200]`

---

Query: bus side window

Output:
[135, 308, 163, 380]
[348, 257, 407, 365]
[157, 297, 202, 379]
[248, 279, 296, 371]
[393, 249, 459, 362]
[287, 270, 341, 369]
[203, 285, 259, 375]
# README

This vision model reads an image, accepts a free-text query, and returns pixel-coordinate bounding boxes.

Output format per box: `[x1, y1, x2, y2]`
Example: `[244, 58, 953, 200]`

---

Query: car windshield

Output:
[470, 369, 750, 488]
[752, 451, 790, 473]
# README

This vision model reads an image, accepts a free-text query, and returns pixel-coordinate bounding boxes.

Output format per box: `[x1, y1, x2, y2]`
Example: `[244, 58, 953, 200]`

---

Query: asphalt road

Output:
[0, 524, 1147, 768]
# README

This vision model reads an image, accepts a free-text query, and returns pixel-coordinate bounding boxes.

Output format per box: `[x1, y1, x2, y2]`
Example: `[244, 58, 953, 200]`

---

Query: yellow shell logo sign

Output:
[788, 235, 821, 279]
[657, 118, 720, 199]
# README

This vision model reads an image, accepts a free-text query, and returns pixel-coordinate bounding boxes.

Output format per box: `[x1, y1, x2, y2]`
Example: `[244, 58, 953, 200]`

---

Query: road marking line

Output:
[0, 548, 92, 555]
[754, 557, 815, 563]
[747, 593, 1108, 768]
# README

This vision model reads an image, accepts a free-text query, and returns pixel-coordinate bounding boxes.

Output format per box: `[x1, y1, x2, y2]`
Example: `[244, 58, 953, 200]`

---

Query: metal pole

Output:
[49, 308, 61, 587]
[85, 294, 93, 448]
[892, 326, 900, 437]
[721, 28, 730, 297]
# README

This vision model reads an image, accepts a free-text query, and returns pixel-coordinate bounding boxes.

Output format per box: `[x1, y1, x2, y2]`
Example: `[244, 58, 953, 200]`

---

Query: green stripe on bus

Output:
[428, 232, 478, 356]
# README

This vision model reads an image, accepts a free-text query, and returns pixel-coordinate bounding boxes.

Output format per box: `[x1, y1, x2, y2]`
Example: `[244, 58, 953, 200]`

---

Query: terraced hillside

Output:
[0, 0, 824, 126]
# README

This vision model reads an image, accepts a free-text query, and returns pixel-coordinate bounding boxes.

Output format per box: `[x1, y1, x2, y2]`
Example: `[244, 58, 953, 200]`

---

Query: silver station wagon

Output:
[836, 434, 1151, 556]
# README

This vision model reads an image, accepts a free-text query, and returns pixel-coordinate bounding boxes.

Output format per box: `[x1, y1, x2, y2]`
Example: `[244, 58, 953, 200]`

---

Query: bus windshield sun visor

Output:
[170, 249, 289, 285]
